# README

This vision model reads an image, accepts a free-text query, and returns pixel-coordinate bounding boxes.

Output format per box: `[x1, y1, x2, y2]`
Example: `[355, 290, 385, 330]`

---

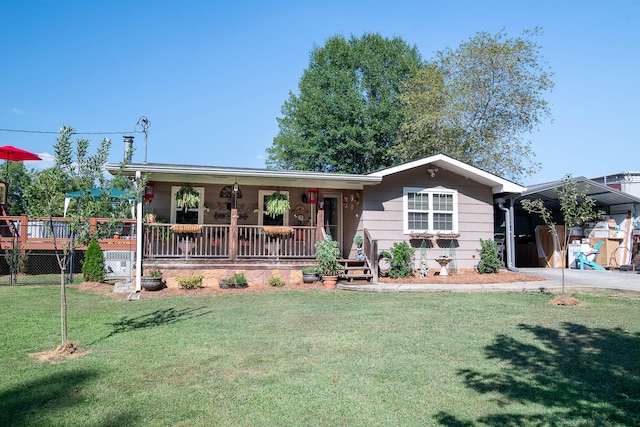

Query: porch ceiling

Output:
[106, 162, 381, 190]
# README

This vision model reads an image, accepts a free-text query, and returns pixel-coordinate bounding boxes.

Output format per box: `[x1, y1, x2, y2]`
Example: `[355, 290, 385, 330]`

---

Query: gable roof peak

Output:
[367, 154, 525, 194]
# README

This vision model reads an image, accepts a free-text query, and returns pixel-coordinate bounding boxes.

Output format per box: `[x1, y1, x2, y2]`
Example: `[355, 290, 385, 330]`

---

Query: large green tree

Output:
[397, 28, 553, 182]
[267, 33, 423, 174]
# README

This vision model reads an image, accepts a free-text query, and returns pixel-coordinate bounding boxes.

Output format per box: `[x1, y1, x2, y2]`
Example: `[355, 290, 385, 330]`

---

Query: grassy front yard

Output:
[1, 285, 639, 426]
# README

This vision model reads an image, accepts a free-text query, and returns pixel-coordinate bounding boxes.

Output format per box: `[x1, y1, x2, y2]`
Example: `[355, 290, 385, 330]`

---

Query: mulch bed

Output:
[72, 269, 546, 299]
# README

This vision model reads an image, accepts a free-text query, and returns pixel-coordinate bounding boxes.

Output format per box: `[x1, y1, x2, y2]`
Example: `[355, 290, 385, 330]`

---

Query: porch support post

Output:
[19, 215, 28, 249]
[135, 171, 143, 292]
[316, 208, 324, 241]
[230, 208, 238, 261]
[89, 217, 98, 235]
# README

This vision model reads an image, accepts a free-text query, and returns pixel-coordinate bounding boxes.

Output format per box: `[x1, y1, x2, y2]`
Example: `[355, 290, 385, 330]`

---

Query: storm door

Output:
[322, 192, 342, 251]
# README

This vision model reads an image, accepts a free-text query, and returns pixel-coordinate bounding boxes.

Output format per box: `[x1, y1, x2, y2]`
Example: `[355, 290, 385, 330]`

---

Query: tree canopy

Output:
[267, 33, 423, 174]
[268, 29, 553, 182]
[396, 28, 554, 181]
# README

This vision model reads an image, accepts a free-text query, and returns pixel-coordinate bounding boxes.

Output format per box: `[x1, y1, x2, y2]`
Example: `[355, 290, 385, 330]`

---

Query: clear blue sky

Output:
[1, 0, 638, 185]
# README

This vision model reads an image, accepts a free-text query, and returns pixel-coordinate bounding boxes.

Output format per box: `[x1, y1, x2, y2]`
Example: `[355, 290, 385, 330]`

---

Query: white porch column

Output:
[135, 171, 143, 292]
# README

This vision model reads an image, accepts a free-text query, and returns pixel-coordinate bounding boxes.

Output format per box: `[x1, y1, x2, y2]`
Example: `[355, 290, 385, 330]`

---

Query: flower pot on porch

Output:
[322, 275, 338, 289]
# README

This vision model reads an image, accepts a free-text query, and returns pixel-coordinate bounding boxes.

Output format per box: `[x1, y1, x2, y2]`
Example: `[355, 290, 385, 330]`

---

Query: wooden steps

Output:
[338, 259, 373, 283]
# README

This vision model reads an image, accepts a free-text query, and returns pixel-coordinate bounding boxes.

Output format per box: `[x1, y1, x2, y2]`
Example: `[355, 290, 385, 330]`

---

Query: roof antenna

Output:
[136, 116, 150, 163]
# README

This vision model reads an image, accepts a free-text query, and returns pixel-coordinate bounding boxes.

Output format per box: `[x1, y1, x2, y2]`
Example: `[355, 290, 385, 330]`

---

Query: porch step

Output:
[338, 259, 373, 283]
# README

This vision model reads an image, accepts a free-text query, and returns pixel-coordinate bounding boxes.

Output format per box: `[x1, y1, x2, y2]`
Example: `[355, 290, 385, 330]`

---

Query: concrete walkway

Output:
[338, 267, 640, 293]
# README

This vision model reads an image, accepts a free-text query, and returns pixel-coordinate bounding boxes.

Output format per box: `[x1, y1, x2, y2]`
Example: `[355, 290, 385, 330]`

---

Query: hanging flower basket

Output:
[263, 226, 294, 236]
[175, 183, 200, 212]
[265, 191, 290, 218]
[170, 224, 203, 233]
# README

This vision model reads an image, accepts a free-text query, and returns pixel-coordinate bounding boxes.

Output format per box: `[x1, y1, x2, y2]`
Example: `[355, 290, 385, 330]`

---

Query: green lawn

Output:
[1, 285, 639, 426]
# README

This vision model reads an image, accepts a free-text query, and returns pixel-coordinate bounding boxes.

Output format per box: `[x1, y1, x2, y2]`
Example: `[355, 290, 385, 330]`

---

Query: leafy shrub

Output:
[268, 277, 285, 287]
[230, 272, 247, 285]
[4, 249, 30, 274]
[176, 274, 204, 289]
[221, 272, 248, 288]
[389, 241, 414, 278]
[477, 238, 501, 274]
[82, 239, 105, 282]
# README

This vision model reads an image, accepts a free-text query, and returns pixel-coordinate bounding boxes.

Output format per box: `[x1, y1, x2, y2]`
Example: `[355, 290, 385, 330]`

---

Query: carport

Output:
[496, 177, 640, 270]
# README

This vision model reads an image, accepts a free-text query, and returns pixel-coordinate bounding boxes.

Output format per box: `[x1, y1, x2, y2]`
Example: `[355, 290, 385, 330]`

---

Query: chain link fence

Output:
[1, 221, 135, 286]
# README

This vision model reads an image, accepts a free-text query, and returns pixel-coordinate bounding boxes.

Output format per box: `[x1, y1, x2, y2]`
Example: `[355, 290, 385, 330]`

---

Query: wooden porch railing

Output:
[143, 223, 317, 260]
[364, 228, 378, 281]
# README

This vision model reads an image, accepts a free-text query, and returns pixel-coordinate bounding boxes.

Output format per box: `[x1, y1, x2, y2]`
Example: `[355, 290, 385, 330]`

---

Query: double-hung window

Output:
[404, 188, 458, 234]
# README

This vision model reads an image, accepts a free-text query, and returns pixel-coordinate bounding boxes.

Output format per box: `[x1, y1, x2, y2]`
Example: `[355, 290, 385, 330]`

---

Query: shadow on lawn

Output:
[91, 306, 211, 344]
[0, 370, 140, 426]
[436, 322, 640, 426]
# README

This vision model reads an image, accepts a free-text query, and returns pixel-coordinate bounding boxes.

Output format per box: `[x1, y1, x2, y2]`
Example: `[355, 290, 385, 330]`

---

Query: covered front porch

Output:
[107, 161, 381, 290]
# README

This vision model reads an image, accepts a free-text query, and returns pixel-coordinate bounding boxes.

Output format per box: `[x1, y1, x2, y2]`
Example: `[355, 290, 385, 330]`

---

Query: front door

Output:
[323, 192, 342, 251]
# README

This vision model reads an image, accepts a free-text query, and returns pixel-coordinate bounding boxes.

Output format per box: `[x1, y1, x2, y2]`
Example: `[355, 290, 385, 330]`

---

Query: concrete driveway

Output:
[339, 267, 640, 293]
[518, 267, 640, 292]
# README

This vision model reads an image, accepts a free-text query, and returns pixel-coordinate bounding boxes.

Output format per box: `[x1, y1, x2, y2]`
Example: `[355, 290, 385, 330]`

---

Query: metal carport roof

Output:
[512, 176, 640, 211]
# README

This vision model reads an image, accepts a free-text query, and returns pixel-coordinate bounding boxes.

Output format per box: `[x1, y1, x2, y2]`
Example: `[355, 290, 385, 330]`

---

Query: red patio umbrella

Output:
[0, 145, 42, 162]
[0, 145, 42, 175]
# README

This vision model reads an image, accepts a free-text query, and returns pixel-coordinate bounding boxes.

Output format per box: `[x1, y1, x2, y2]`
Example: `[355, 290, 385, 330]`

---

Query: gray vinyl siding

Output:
[361, 165, 495, 270]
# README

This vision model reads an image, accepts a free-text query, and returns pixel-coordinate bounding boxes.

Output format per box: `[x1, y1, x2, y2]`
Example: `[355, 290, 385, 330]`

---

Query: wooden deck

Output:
[1, 215, 138, 252]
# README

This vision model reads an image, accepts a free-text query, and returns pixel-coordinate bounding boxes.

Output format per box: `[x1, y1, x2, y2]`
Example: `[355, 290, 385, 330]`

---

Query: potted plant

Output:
[301, 266, 319, 283]
[353, 235, 365, 260]
[141, 265, 164, 291]
[315, 235, 342, 289]
[266, 191, 290, 218]
[175, 183, 200, 212]
[378, 251, 392, 277]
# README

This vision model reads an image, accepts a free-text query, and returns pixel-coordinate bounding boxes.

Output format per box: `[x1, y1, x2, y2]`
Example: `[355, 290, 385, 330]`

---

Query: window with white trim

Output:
[171, 186, 205, 224]
[258, 190, 290, 227]
[404, 187, 458, 234]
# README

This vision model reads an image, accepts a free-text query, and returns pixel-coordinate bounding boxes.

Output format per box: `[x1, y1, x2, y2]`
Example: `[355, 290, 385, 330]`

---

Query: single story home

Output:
[106, 153, 525, 289]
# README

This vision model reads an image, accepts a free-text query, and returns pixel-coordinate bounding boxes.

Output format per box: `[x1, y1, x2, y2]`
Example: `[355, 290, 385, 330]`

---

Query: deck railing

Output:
[0, 215, 137, 251]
